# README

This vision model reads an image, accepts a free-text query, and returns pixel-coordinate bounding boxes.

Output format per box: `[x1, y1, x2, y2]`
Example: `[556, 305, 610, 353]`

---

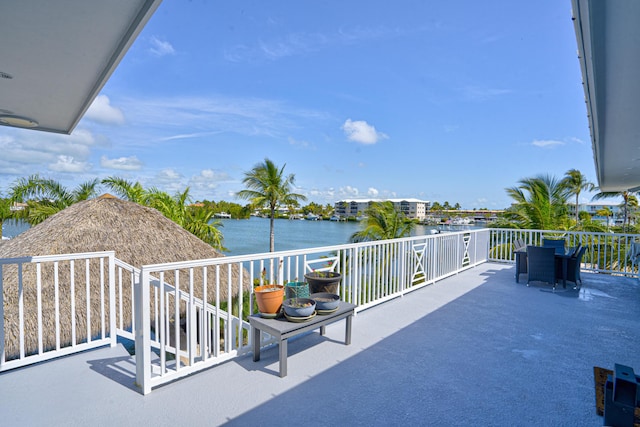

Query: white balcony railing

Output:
[0, 251, 117, 371]
[488, 228, 640, 277]
[2, 227, 638, 393]
[132, 230, 490, 393]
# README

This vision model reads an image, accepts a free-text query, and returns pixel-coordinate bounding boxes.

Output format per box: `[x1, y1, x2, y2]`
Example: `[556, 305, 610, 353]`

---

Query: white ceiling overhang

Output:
[572, 0, 640, 192]
[0, 0, 162, 134]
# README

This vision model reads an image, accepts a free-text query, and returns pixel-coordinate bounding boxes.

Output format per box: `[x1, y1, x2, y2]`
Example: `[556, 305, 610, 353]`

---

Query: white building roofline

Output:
[336, 198, 430, 204]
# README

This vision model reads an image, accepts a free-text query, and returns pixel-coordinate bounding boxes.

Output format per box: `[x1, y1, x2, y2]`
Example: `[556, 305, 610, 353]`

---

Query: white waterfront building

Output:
[569, 201, 624, 225]
[334, 198, 430, 220]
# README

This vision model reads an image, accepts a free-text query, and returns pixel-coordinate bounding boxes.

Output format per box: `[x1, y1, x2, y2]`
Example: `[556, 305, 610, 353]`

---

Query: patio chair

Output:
[527, 245, 557, 289]
[567, 246, 587, 288]
[627, 242, 640, 273]
[556, 245, 585, 288]
[514, 238, 526, 251]
[543, 238, 566, 255]
[566, 244, 580, 257]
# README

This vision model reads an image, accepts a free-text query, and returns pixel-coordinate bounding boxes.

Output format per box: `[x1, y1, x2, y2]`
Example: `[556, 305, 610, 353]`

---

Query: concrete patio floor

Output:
[1, 262, 638, 426]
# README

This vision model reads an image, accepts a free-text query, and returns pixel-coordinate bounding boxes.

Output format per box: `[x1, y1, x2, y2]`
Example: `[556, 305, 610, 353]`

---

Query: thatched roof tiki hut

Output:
[0, 195, 250, 361]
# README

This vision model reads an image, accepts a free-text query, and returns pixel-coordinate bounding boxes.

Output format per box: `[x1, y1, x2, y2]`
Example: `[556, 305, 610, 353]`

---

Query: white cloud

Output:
[118, 95, 328, 144]
[100, 155, 143, 171]
[48, 155, 91, 173]
[367, 187, 379, 197]
[531, 139, 564, 148]
[288, 136, 311, 148]
[342, 119, 388, 145]
[149, 36, 176, 57]
[159, 132, 218, 142]
[0, 129, 97, 174]
[151, 168, 185, 194]
[339, 185, 360, 197]
[157, 168, 182, 181]
[189, 169, 232, 191]
[224, 26, 424, 62]
[85, 95, 125, 125]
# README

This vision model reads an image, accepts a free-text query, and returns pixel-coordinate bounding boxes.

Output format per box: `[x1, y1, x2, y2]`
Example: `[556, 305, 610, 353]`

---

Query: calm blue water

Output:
[2, 217, 477, 255]
[207, 217, 473, 255]
[2, 219, 30, 239]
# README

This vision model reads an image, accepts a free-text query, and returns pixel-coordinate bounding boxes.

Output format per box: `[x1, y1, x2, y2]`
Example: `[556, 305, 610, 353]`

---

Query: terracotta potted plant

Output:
[304, 270, 342, 294]
[255, 268, 284, 317]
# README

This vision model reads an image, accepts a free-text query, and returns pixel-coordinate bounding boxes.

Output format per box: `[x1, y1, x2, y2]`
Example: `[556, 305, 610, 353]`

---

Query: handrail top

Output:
[139, 229, 489, 273]
[0, 250, 115, 265]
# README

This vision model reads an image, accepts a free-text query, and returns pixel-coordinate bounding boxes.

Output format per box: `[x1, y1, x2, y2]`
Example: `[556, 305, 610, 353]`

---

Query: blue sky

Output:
[0, 1, 600, 209]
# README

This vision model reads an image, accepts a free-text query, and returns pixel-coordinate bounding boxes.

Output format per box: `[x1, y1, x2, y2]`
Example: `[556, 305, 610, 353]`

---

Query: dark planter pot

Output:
[304, 271, 342, 294]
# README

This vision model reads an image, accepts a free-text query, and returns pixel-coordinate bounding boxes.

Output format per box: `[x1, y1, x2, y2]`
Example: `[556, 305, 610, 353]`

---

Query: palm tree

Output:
[104, 177, 225, 249]
[627, 194, 639, 229]
[591, 190, 635, 233]
[101, 176, 147, 203]
[236, 158, 307, 252]
[9, 175, 100, 225]
[561, 169, 594, 226]
[350, 201, 415, 242]
[146, 187, 225, 250]
[595, 207, 613, 228]
[430, 201, 443, 216]
[503, 174, 570, 230]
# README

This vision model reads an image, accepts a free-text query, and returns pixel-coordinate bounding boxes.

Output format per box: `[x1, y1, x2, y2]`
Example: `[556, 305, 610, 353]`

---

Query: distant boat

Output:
[329, 215, 341, 221]
[289, 214, 304, 220]
[306, 213, 320, 221]
[215, 212, 232, 219]
[451, 217, 472, 225]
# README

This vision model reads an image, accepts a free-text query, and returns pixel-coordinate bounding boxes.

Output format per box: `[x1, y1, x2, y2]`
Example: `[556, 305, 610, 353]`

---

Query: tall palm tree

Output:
[237, 158, 306, 252]
[627, 194, 639, 229]
[561, 169, 594, 225]
[503, 174, 570, 230]
[350, 201, 415, 242]
[592, 190, 634, 233]
[9, 175, 100, 225]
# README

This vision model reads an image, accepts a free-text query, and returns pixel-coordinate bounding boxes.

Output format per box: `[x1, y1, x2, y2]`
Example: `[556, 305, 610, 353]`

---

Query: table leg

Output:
[515, 252, 522, 283]
[345, 314, 352, 345]
[320, 325, 326, 336]
[279, 339, 288, 378]
[253, 327, 261, 362]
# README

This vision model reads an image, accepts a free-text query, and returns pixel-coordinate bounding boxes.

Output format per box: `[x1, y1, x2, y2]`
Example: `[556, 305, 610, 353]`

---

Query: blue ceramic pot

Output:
[283, 298, 316, 317]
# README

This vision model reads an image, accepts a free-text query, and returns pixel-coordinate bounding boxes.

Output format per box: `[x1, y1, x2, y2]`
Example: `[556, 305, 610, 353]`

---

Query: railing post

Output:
[108, 253, 117, 347]
[399, 241, 406, 294]
[135, 267, 152, 395]
[353, 247, 360, 306]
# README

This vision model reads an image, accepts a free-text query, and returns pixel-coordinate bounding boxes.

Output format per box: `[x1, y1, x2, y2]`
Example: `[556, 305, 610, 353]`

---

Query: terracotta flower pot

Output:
[254, 285, 284, 315]
[304, 271, 342, 294]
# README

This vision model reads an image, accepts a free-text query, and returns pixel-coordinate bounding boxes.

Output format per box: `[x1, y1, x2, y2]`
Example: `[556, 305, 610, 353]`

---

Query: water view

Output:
[2, 217, 479, 256]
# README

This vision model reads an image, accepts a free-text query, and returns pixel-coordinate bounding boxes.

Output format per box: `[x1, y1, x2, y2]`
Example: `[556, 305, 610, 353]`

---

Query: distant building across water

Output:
[334, 198, 430, 220]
